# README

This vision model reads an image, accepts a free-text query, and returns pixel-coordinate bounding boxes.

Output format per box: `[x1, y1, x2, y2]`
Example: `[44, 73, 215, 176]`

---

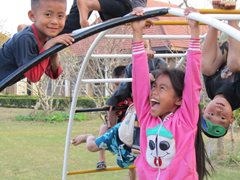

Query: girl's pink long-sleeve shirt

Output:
[132, 40, 201, 180]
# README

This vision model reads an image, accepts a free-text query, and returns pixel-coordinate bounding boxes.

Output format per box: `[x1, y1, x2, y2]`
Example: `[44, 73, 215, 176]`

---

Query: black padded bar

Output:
[0, 8, 168, 91]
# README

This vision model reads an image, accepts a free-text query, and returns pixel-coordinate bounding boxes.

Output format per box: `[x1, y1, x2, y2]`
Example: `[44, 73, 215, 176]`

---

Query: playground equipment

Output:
[62, 8, 240, 180]
[1, 7, 240, 180]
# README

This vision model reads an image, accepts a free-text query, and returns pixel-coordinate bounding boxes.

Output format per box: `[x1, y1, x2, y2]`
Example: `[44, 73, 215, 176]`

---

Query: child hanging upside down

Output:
[201, 2, 240, 138]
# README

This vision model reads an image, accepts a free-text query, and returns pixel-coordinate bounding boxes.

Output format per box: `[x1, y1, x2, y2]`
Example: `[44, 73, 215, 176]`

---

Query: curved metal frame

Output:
[0, 8, 168, 91]
[62, 30, 109, 180]
[62, 7, 240, 180]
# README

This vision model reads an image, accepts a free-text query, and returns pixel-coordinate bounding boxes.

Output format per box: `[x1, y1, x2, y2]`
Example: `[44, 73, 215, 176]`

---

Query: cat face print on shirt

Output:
[146, 124, 175, 169]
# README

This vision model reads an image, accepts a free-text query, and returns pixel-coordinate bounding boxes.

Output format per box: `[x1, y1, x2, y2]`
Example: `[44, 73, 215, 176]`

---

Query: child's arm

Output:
[131, 20, 151, 122]
[181, 8, 201, 127]
[201, 26, 225, 76]
[76, 0, 98, 28]
[24, 34, 74, 81]
[45, 53, 63, 79]
[227, 20, 240, 72]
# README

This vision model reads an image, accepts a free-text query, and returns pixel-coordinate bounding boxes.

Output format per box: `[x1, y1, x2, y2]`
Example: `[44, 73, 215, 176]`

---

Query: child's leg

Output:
[86, 135, 100, 152]
[77, 0, 101, 27]
[227, 20, 240, 72]
[107, 110, 118, 128]
[128, 168, 136, 180]
[97, 124, 108, 169]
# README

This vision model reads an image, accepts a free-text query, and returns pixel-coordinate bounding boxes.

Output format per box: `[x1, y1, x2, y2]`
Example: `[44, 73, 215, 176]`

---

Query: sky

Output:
[0, 0, 73, 35]
[0, 0, 239, 35]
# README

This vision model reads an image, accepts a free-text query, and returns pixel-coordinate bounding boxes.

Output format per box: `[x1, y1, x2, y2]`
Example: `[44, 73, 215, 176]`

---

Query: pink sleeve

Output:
[179, 38, 202, 127]
[132, 41, 151, 124]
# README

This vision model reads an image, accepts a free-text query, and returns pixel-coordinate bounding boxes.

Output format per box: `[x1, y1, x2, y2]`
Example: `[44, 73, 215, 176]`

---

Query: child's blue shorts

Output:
[95, 123, 137, 168]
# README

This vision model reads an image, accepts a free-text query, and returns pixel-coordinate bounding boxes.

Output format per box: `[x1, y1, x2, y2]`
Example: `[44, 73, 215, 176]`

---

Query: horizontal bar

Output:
[198, 9, 240, 14]
[205, 14, 240, 20]
[152, 21, 205, 25]
[67, 165, 135, 175]
[150, 13, 240, 25]
[75, 107, 109, 113]
[90, 53, 186, 59]
[104, 34, 206, 39]
[75, 106, 125, 113]
[165, 9, 240, 16]
[81, 78, 132, 83]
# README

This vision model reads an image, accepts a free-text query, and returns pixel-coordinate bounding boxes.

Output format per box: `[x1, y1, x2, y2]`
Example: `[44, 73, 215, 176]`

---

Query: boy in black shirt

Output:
[201, 20, 240, 138]
[61, 0, 147, 33]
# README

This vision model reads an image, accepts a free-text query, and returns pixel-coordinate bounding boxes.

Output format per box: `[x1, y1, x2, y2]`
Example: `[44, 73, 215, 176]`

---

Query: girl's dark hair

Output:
[153, 68, 214, 180]
[196, 105, 215, 180]
[152, 68, 184, 98]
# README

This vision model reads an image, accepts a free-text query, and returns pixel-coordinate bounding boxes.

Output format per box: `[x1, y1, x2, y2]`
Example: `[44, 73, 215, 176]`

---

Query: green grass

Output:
[16, 111, 89, 122]
[0, 107, 239, 180]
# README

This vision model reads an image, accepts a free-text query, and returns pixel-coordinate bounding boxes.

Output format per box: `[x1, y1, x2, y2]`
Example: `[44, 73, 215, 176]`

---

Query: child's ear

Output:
[28, 10, 35, 22]
[175, 97, 182, 106]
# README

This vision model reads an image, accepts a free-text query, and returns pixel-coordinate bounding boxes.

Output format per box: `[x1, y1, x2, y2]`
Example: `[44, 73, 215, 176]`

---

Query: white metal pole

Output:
[62, 30, 109, 180]
[168, 8, 240, 41]
[62, 7, 240, 179]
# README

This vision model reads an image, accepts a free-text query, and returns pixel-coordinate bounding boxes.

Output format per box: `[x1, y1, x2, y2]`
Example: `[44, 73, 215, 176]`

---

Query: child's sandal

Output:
[96, 161, 107, 170]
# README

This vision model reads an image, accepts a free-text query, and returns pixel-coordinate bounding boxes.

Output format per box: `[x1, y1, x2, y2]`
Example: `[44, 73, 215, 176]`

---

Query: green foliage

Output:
[0, 95, 37, 108]
[0, 95, 96, 110]
[215, 152, 240, 167]
[233, 109, 240, 126]
[15, 111, 88, 122]
[0, 32, 9, 46]
[225, 153, 240, 166]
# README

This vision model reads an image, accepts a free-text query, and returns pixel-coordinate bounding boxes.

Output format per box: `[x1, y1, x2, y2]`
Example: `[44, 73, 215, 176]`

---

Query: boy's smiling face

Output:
[28, 0, 67, 38]
[203, 95, 233, 129]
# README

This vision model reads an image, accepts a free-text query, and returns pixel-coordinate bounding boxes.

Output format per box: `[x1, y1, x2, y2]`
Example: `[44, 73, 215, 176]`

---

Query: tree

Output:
[29, 48, 79, 114]
[0, 32, 9, 46]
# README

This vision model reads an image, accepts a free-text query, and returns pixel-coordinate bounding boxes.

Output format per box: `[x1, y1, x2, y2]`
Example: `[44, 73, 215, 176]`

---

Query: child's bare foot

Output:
[80, 19, 90, 28]
[224, 0, 236, 9]
[212, 0, 236, 9]
[71, 134, 89, 146]
[78, 0, 92, 28]
[212, 0, 222, 9]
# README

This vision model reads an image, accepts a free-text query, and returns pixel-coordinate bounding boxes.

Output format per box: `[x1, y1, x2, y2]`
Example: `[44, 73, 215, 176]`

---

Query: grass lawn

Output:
[0, 107, 239, 180]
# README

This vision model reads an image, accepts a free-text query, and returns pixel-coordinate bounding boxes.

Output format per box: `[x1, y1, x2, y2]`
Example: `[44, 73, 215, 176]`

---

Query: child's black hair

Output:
[31, 0, 66, 9]
[112, 65, 126, 78]
[152, 68, 184, 98]
[153, 68, 214, 180]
